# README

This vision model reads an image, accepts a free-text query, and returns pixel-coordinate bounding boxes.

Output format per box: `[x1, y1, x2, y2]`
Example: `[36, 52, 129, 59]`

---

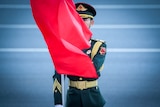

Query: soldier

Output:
[53, 2, 107, 107]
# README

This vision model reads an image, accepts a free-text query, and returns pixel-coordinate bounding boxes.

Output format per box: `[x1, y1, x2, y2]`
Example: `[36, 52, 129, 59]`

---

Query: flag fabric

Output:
[30, 0, 98, 78]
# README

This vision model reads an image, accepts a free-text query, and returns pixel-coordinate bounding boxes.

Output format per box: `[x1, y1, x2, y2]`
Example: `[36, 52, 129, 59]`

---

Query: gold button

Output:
[54, 89, 57, 92]
[79, 78, 83, 80]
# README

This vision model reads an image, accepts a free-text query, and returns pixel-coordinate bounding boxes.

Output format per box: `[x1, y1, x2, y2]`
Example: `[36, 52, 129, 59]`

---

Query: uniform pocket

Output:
[66, 88, 82, 107]
[88, 87, 106, 107]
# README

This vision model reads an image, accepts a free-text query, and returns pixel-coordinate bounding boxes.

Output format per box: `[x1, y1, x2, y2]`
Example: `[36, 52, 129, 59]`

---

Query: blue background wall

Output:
[0, 0, 160, 107]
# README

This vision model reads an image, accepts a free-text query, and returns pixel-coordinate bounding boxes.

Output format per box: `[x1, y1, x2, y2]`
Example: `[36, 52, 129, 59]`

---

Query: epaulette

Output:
[91, 38, 106, 43]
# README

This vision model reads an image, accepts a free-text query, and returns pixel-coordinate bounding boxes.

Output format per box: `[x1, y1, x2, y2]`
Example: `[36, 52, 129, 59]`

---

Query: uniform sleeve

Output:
[53, 71, 62, 105]
[92, 43, 107, 76]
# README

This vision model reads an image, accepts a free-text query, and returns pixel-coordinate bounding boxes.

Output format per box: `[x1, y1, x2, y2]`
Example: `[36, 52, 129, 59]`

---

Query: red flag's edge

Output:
[58, 0, 92, 49]
[30, 0, 91, 49]
[49, 39, 97, 78]
[30, 0, 98, 78]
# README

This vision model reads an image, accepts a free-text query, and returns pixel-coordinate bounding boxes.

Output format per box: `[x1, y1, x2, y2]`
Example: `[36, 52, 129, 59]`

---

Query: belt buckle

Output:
[77, 81, 86, 90]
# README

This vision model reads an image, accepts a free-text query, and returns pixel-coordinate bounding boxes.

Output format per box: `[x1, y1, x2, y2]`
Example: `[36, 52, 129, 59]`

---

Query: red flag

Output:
[30, 0, 98, 78]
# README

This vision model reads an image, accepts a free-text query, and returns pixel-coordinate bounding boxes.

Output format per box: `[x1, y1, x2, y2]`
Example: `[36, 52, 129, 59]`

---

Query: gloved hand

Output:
[55, 104, 63, 107]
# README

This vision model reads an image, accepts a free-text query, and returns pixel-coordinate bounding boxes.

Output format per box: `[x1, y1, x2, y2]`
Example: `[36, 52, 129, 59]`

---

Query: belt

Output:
[69, 80, 98, 90]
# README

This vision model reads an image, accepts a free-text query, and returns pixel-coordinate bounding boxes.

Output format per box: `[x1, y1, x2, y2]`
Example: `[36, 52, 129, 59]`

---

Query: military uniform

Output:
[53, 2, 107, 107]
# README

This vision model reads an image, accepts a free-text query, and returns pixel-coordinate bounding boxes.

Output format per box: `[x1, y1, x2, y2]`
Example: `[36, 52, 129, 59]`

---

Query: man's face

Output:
[82, 18, 94, 28]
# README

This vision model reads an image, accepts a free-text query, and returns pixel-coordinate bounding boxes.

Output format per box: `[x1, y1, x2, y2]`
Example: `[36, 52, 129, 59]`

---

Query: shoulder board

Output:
[91, 38, 105, 43]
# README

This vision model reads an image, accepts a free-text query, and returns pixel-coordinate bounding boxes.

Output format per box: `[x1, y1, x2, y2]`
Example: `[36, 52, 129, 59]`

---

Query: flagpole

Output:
[61, 74, 65, 106]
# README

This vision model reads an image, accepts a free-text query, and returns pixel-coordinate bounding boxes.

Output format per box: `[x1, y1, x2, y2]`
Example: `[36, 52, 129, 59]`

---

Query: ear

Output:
[90, 20, 94, 26]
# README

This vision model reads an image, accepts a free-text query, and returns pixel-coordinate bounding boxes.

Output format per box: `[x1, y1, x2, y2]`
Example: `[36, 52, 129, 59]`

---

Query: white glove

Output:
[55, 104, 63, 107]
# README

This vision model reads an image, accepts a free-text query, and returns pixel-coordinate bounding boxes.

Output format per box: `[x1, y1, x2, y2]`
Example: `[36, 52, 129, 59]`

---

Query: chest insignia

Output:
[99, 47, 106, 55]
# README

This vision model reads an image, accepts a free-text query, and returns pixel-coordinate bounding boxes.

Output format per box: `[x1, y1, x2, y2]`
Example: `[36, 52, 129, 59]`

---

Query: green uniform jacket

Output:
[53, 39, 107, 107]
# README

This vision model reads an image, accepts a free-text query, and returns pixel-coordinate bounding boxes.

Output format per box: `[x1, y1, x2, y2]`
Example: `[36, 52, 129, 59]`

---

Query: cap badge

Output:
[76, 4, 87, 11]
